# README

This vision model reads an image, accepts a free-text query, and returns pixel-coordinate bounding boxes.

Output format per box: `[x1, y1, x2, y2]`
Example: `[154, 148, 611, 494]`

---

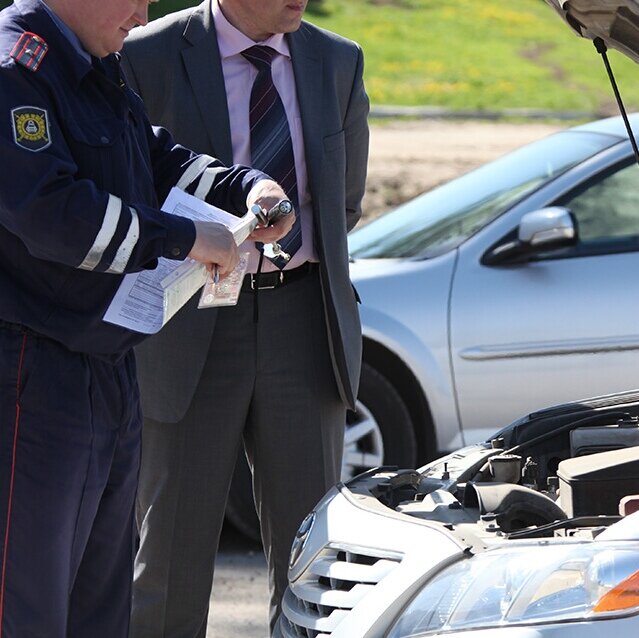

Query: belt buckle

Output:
[250, 271, 284, 290]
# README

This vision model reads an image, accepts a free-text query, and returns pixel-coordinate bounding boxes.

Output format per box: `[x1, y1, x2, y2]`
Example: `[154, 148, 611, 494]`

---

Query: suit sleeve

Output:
[344, 44, 370, 233]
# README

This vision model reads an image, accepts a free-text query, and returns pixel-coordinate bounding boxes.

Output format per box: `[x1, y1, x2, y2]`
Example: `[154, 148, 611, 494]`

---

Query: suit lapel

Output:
[181, 3, 233, 163]
[288, 25, 323, 206]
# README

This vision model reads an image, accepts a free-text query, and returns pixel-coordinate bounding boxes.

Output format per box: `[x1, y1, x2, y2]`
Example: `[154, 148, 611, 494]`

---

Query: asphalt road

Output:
[207, 523, 269, 637]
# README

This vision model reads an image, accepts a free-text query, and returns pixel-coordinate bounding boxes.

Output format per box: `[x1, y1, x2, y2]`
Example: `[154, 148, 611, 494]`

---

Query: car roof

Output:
[571, 112, 639, 138]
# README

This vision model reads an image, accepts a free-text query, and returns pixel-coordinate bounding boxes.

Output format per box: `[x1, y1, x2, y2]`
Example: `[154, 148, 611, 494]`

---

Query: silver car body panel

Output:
[351, 254, 461, 449]
[350, 121, 639, 452]
[451, 139, 639, 440]
[409, 620, 639, 638]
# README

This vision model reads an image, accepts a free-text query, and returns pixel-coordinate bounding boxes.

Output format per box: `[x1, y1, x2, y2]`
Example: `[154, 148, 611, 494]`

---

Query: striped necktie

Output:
[242, 45, 302, 268]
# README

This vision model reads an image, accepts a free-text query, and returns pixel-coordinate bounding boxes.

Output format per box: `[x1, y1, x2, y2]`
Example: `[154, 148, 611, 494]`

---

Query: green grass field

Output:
[2, 0, 639, 113]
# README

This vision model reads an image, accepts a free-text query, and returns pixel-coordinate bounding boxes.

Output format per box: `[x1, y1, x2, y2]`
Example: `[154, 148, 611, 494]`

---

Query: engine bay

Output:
[345, 391, 639, 550]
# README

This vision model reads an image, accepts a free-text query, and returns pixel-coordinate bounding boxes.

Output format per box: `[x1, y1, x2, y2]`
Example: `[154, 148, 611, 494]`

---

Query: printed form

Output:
[103, 187, 257, 334]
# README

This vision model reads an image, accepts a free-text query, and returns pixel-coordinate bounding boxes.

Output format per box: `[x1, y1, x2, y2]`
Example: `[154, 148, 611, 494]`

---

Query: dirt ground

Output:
[206, 118, 571, 638]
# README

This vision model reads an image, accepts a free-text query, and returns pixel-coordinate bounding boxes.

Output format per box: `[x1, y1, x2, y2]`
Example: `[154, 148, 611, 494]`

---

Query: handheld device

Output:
[250, 199, 294, 262]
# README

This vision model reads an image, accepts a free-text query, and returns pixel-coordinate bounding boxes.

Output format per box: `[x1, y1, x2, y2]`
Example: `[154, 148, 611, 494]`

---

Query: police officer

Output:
[0, 0, 293, 636]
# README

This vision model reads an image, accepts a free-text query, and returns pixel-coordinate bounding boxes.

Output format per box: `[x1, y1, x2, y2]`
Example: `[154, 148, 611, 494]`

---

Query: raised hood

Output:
[546, 0, 639, 63]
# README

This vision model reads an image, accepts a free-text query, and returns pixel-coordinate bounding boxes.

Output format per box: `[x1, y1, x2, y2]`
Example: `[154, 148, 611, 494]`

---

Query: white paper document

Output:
[103, 188, 257, 334]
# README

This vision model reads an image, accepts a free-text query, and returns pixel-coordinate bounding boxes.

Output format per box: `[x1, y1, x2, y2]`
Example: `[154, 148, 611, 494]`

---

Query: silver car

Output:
[347, 114, 639, 476]
[275, 390, 639, 638]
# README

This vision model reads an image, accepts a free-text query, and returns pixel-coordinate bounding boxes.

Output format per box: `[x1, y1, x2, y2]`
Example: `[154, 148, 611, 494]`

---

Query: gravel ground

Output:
[208, 528, 269, 637]
[206, 118, 568, 638]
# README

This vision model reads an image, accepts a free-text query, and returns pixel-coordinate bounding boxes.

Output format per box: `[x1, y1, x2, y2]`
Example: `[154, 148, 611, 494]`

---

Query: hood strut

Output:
[594, 36, 639, 166]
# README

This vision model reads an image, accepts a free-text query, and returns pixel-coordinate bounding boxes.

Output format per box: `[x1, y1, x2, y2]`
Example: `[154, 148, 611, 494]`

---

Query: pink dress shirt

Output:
[211, 1, 318, 273]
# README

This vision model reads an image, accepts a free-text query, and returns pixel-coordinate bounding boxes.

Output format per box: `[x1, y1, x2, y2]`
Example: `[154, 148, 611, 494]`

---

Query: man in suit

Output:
[121, 1, 369, 635]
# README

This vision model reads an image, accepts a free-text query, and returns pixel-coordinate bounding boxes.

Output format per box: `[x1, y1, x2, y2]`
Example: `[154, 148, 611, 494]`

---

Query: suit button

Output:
[100, 136, 109, 144]
[171, 247, 181, 257]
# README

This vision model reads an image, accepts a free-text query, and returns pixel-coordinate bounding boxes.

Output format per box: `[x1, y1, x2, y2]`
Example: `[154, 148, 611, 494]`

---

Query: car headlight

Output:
[388, 542, 639, 637]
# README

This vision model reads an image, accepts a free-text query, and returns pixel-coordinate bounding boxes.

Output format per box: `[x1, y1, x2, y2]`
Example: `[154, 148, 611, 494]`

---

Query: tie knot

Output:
[241, 45, 277, 71]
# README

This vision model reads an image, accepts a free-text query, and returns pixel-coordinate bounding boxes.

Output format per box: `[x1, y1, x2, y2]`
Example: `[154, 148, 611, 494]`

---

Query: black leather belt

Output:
[241, 262, 317, 292]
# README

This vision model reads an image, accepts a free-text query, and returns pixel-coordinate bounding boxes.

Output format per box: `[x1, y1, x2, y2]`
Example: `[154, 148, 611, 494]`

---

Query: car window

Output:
[349, 131, 619, 259]
[561, 161, 639, 245]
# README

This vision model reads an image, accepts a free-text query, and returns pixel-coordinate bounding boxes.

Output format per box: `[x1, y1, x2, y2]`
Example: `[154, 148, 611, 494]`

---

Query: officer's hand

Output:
[246, 180, 296, 243]
[189, 221, 239, 274]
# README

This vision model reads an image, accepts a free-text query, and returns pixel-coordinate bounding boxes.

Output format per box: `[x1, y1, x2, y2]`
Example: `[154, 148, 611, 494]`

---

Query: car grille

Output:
[279, 544, 403, 637]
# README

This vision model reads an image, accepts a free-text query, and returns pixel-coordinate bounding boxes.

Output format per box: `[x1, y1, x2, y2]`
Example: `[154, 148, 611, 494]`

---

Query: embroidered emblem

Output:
[10, 32, 49, 72]
[11, 106, 51, 152]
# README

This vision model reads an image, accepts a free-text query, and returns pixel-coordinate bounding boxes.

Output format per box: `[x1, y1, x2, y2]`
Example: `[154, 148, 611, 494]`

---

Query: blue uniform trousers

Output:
[0, 324, 141, 637]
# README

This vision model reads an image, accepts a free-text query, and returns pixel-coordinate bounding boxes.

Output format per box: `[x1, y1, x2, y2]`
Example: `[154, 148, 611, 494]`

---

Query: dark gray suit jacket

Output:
[121, 1, 369, 420]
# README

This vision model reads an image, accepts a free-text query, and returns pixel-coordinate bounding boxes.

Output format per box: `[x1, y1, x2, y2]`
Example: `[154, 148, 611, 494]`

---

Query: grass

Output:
[2, 0, 639, 113]
[299, 0, 639, 113]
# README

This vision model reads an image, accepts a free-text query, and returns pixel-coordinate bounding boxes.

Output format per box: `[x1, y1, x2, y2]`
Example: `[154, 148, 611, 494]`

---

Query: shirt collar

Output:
[38, 0, 91, 63]
[211, 0, 290, 60]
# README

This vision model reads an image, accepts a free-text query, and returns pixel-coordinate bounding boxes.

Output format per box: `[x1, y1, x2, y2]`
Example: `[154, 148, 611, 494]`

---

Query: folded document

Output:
[103, 187, 257, 334]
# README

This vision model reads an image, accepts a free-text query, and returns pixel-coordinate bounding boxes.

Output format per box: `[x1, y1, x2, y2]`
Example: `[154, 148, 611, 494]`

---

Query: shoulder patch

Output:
[10, 32, 48, 72]
[11, 106, 51, 152]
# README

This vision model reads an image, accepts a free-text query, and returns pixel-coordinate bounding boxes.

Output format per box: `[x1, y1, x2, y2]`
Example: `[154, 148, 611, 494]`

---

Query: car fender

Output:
[351, 254, 463, 451]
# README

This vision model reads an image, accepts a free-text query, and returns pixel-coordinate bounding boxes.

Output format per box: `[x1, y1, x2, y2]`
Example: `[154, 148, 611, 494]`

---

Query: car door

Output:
[450, 157, 639, 443]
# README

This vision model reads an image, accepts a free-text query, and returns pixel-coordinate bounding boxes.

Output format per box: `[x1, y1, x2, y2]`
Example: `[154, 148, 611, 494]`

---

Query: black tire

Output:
[350, 362, 416, 470]
[225, 361, 417, 541]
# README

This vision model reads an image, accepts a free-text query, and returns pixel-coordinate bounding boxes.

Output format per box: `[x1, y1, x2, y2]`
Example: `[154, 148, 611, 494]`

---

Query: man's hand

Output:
[189, 221, 239, 274]
[246, 179, 296, 243]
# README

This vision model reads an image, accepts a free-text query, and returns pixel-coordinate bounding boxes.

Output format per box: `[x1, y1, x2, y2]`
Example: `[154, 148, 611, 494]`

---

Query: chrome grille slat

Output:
[281, 545, 403, 637]
[279, 614, 332, 638]
[290, 580, 375, 608]
[308, 556, 398, 583]
[282, 588, 349, 632]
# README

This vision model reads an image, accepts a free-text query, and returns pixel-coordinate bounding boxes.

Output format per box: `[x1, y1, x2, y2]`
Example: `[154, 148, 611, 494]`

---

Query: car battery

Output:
[558, 446, 639, 517]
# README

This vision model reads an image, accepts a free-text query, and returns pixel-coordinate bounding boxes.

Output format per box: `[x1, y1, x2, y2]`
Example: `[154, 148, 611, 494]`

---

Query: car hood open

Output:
[546, 0, 639, 63]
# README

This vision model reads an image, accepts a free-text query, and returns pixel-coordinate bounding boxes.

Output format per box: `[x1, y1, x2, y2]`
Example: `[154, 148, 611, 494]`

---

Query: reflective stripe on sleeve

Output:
[106, 207, 140, 274]
[78, 194, 122, 271]
[175, 155, 216, 191]
[193, 167, 224, 200]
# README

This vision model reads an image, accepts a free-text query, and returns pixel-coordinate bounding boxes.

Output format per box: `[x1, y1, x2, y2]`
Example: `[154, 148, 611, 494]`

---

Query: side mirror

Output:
[483, 207, 577, 265]
[518, 207, 576, 246]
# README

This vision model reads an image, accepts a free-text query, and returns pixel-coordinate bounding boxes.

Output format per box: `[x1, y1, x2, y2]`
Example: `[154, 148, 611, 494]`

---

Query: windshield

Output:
[348, 131, 618, 259]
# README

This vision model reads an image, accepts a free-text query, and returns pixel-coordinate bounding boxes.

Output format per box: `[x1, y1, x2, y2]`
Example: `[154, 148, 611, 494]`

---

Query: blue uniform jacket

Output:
[0, 0, 266, 361]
